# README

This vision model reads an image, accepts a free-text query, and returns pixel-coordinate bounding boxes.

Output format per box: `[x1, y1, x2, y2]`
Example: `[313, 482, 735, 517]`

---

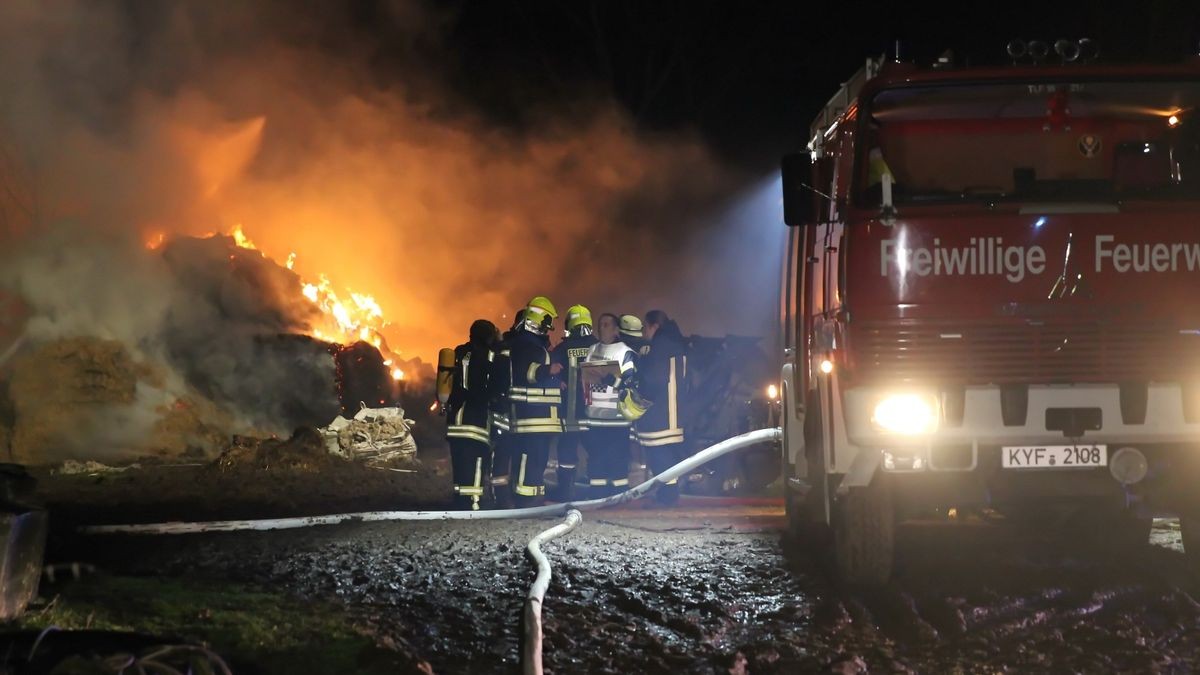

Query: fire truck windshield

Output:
[859, 80, 1200, 206]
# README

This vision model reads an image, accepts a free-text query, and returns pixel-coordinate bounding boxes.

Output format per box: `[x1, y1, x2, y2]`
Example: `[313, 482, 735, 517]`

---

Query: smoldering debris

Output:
[216, 428, 335, 474]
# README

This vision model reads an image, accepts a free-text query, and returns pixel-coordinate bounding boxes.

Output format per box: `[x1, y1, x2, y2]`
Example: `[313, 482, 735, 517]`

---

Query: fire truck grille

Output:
[850, 320, 1200, 384]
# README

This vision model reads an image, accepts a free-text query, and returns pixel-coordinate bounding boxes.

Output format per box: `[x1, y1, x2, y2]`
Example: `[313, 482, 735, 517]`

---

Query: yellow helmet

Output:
[524, 296, 557, 334]
[526, 296, 557, 319]
[618, 388, 650, 421]
[565, 305, 593, 330]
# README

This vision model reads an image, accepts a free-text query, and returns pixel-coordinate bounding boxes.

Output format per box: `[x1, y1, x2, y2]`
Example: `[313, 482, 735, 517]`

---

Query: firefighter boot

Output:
[491, 480, 514, 510]
[453, 494, 482, 511]
[514, 491, 546, 509]
[654, 481, 680, 507]
[550, 467, 576, 502]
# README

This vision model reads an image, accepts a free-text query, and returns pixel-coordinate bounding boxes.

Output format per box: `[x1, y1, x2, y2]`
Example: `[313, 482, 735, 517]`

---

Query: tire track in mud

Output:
[797, 521, 1200, 673]
[81, 516, 1200, 673]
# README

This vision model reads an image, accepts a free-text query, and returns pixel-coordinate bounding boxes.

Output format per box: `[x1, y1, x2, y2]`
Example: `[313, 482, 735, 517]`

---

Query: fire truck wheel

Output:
[1103, 510, 1153, 554]
[1058, 505, 1151, 553]
[832, 477, 896, 586]
[787, 394, 830, 545]
[1181, 511, 1200, 572]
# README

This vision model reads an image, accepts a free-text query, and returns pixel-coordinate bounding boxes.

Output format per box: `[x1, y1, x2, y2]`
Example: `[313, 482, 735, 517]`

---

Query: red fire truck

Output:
[780, 46, 1200, 584]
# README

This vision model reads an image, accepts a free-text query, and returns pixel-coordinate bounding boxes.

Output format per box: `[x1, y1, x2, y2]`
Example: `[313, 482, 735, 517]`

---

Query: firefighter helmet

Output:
[618, 388, 649, 421]
[565, 305, 593, 330]
[524, 296, 557, 334]
[619, 314, 643, 337]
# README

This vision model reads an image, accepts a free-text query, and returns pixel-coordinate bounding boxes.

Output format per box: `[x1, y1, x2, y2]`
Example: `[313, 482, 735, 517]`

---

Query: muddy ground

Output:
[31, 442, 453, 527]
[53, 499, 1200, 674]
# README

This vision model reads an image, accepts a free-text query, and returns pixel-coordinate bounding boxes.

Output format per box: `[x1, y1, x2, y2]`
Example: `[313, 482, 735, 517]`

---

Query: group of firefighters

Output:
[442, 296, 689, 510]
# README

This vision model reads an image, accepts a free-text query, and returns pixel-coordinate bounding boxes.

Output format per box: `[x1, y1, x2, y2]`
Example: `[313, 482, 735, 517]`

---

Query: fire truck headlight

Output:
[871, 394, 939, 435]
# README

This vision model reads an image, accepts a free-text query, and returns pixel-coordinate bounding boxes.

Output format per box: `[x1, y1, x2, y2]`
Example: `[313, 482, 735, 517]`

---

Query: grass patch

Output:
[7, 574, 424, 674]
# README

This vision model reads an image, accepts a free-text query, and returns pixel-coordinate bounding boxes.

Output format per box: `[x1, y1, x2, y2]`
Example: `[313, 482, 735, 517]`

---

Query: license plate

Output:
[1002, 444, 1107, 469]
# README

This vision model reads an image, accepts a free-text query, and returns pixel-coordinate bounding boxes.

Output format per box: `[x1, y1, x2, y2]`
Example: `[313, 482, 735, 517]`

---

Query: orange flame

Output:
[145, 226, 400, 363]
[230, 224, 257, 250]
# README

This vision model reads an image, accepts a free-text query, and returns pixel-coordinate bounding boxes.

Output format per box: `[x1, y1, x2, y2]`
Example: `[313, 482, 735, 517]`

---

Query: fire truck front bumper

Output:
[839, 383, 1200, 511]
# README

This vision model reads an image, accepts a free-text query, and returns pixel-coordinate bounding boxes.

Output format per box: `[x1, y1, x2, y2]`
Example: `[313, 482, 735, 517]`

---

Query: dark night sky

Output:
[405, 1, 1200, 172]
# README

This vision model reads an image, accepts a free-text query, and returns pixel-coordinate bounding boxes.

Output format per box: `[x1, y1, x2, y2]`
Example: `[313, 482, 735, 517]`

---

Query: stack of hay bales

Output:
[6, 338, 233, 465]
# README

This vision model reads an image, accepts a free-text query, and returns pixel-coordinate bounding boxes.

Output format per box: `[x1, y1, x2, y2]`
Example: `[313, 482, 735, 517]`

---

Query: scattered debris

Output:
[56, 461, 141, 476]
[321, 405, 418, 468]
[216, 428, 335, 473]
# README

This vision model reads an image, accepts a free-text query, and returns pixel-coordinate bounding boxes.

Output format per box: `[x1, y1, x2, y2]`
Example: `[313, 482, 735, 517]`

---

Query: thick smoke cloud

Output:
[0, 1, 783, 451]
[2, 227, 339, 442]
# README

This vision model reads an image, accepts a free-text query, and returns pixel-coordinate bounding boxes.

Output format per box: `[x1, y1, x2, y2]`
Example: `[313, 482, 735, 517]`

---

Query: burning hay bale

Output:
[9, 337, 141, 464]
[6, 338, 234, 464]
[147, 395, 238, 459]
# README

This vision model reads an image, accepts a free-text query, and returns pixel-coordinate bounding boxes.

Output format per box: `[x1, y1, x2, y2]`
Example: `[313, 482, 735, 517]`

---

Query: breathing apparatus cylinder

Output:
[436, 347, 455, 411]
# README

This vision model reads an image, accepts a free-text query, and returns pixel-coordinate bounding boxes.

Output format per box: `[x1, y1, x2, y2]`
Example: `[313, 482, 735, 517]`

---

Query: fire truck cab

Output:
[780, 50, 1200, 584]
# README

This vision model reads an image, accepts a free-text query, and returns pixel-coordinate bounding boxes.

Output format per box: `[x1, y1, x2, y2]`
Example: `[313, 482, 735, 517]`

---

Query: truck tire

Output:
[786, 391, 829, 544]
[1062, 505, 1152, 553]
[1181, 511, 1200, 573]
[832, 477, 895, 586]
[1104, 510, 1153, 554]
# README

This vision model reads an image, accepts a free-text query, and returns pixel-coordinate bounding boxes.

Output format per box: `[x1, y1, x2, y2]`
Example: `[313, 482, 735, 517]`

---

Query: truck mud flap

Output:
[0, 507, 48, 620]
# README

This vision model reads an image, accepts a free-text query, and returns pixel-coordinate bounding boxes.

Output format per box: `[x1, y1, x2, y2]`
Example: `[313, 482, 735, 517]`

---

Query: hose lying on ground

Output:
[79, 428, 782, 535]
[523, 509, 581, 675]
[77, 429, 779, 674]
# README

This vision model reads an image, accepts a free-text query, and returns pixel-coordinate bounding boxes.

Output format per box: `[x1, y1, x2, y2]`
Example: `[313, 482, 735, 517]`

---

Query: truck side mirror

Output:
[781, 152, 814, 227]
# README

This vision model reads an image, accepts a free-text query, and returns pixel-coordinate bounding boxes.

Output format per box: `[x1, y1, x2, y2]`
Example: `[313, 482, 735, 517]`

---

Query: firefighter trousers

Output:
[511, 433, 555, 505]
[449, 437, 491, 510]
[583, 426, 630, 492]
[644, 440, 687, 504]
[554, 431, 584, 470]
[491, 429, 513, 490]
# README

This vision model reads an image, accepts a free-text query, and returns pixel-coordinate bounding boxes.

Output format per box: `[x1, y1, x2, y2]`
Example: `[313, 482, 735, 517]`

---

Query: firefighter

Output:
[582, 313, 639, 496]
[445, 320, 499, 510]
[619, 314, 651, 355]
[548, 304, 596, 501]
[618, 313, 650, 480]
[636, 309, 688, 505]
[489, 310, 523, 509]
[508, 296, 564, 506]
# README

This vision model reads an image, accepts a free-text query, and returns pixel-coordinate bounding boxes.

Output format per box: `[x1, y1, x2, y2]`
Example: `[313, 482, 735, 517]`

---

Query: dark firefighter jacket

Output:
[636, 325, 688, 447]
[551, 333, 598, 432]
[509, 329, 563, 434]
[489, 329, 517, 433]
[445, 343, 495, 445]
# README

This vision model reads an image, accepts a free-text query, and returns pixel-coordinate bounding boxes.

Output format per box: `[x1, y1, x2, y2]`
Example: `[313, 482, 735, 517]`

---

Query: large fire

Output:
[146, 225, 405, 381]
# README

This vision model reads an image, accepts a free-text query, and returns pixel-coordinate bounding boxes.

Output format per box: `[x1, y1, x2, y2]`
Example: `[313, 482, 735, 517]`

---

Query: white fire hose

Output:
[523, 509, 581, 675]
[79, 428, 781, 534]
[78, 428, 781, 675]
